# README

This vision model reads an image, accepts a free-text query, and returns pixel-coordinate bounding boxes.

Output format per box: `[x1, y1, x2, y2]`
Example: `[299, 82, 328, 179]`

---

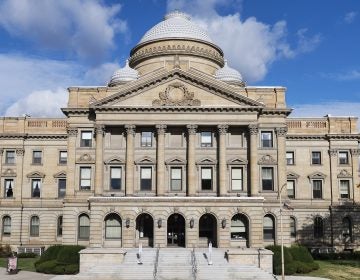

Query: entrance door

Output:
[199, 214, 217, 247]
[136, 213, 154, 247]
[167, 214, 185, 247]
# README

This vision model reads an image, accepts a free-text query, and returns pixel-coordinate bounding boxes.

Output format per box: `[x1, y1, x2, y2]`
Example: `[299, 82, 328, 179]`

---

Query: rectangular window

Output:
[287, 180, 295, 199]
[231, 167, 243, 191]
[261, 131, 273, 148]
[59, 151, 67, 164]
[340, 180, 350, 199]
[170, 167, 182, 191]
[201, 167, 212, 190]
[141, 132, 152, 147]
[4, 179, 14, 198]
[201, 132, 212, 147]
[312, 180, 323, 199]
[311, 151, 321, 165]
[31, 179, 41, 198]
[339, 151, 349, 165]
[58, 179, 66, 198]
[80, 167, 91, 190]
[32, 151, 42, 164]
[286, 152, 294, 165]
[80, 131, 92, 147]
[5, 151, 15, 164]
[140, 167, 152, 191]
[110, 167, 122, 190]
[57, 216, 63, 237]
[261, 167, 274, 191]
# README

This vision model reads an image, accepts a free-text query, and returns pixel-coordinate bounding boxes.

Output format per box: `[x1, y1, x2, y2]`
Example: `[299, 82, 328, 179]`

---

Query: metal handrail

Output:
[153, 246, 160, 280]
[191, 248, 197, 280]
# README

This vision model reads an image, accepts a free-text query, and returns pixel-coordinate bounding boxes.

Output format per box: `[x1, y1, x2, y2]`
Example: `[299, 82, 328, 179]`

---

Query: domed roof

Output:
[108, 60, 139, 87]
[215, 60, 244, 86]
[138, 10, 213, 45]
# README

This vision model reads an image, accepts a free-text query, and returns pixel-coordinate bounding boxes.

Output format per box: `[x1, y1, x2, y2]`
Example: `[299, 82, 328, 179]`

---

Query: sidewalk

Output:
[0, 267, 53, 280]
[275, 276, 329, 280]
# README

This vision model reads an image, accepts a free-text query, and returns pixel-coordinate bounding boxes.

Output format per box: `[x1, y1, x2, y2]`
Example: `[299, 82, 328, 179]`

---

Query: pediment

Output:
[135, 156, 156, 165]
[76, 153, 95, 164]
[53, 171, 67, 178]
[258, 155, 277, 165]
[165, 157, 187, 165]
[26, 171, 45, 178]
[104, 156, 125, 165]
[196, 157, 217, 165]
[1, 168, 17, 177]
[337, 169, 352, 178]
[308, 172, 327, 179]
[227, 157, 248, 165]
[287, 172, 300, 179]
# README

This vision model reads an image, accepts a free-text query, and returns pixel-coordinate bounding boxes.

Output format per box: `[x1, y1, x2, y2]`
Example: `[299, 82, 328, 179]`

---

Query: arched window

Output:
[342, 217, 352, 241]
[30, 216, 40, 237]
[231, 214, 248, 240]
[78, 214, 90, 240]
[57, 216, 63, 237]
[314, 217, 324, 238]
[290, 217, 296, 238]
[2, 216, 11, 236]
[105, 214, 122, 239]
[263, 215, 275, 240]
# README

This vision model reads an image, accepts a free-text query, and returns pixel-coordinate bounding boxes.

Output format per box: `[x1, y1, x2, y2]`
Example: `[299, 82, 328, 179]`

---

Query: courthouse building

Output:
[0, 11, 359, 254]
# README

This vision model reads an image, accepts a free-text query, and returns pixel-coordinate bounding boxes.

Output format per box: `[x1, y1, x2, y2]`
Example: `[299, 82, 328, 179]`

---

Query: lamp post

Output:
[278, 183, 287, 280]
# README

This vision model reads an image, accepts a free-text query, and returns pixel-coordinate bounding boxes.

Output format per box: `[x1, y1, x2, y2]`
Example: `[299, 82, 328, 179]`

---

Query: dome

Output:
[215, 60, 244, 86]
[108, 60, 139, 86]
[138, 10, 213, 45]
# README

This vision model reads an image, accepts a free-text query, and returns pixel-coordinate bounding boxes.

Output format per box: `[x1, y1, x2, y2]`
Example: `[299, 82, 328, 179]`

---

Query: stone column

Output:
[351, 149, 360, 202]
[15, 149, 25, 200]
[187, 125, 198, 196]
[125, 125, 136, 196]
[66, 128, 78, 197]
[0, 149, 2, 194]
[249, 124, 259, 196]
[275, 127, 288, 197]
[329, 149, 338, 203]
[94, 124, 105, 196]
[218, 125, 228, 196]
[156, 124, 167, 196]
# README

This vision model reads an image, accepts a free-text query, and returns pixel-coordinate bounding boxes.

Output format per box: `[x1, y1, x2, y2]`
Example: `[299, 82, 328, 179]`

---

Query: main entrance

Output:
[167, 213, 185, 247]
[136, 213, 154, 247]
[199, 214, 217, 247]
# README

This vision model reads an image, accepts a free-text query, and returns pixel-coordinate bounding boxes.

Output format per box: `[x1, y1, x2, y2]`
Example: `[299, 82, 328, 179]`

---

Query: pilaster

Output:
[66, 128, 78, 197]
[187, 125, 198, 196]
[351, 149, 360, 202]
[218, 125, 228, 196]
[275, 127, 287, 196]
[329, 148, 338, 203]
[156, 124, 167, 196]
[249, 124, 259, 196]
[15, 149, 24, 200]
[94, 125, 105, 196]
[125, 125, 136, 196]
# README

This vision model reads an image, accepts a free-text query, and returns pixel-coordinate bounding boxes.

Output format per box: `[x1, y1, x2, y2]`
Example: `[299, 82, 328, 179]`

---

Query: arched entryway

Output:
[231, 214, 249, 247]
[167, 213, 185, 247]
[199, 214, 217, 247]
[136, 213, 154, 247]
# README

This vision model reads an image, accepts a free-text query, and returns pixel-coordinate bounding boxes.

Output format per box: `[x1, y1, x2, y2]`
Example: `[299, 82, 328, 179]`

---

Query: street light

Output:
[277, 183, 287, 280]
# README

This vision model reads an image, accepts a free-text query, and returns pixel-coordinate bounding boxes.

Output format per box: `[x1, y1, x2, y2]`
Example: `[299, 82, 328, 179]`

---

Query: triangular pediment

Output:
[104, 156, 125, 165]
[227, 157, 248, 165]
[196, 157, 217, 165]
[53, 171, 67, 178]
[308, 172, 327, 179]
[165, 157, 187, 165]
[287, 172, 300, 179]
[26, 171, 45, 178]
[135, 156, 156, 165]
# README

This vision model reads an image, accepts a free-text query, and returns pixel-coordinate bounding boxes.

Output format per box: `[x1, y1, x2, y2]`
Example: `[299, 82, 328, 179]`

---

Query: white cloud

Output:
[291, 102, 360, 119]
[0, 0, 128, 64]
[344, 11, 357, 24]
[321, 70, 360, 81]
[167, 0, 321, 82]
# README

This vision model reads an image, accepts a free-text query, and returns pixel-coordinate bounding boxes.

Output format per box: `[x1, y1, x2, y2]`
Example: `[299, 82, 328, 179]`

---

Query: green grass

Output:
[0, 257, 38, 272]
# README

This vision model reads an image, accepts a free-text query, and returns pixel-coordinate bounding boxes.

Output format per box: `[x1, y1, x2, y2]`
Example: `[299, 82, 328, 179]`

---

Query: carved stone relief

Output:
[153, 82, 200, 106]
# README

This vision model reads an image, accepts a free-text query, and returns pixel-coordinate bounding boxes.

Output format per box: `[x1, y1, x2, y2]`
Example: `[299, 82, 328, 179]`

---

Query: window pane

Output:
[287, 180, 295, 198]
[57, 216, 63, 236]
[340, 180, 350, 198]
[3, 216, 11, 235]
[286, 152, 294, 165]
[4, 179, 14, 198]
[58, 179, 66, 198]
[30, 216, 39, 237]
[110, 167, 121, 190]
[5, 151, 15, 164]
[262, 168, 273, 191]
[201, 168, 212, 179]
[339, 152, 349, 164]
[232, 168, 242, 180]
[141, 132, 152, 147]
[312, 152, 321, 164]
[140, 167, 152, 191]
[231, 168, 242, 191]
[59, 151, 67, 164]
[82, 132, 92, 139]
[32, 179, 41, 198]
[80, 168, 91, 190]
[263, 216, 274, 240]
[171, 168, 182, 191]
[111, 167, 121, 178]
[105, 216, 121, 239]
[313, 180, 322, 199]
[33, 151, 42, 164]
[81, 168, 91, 178]
[141, 167, 152, 179]
[171, 168, 182, 179]
[201, 132, 212, 146]
[261, 132, 273, 148]
[290, 217, 296, 238]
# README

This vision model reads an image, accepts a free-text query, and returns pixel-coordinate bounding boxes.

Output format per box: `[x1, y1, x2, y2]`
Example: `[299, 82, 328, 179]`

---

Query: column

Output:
[15, 148, 25, 200]
[187, 125, 198, 196]
[275, 127, 288, 197]
[156, 124, 167, 196]
[351, 149, 360, 202]
[94, 124, 105, 196]
[329, 149, 338, 203]
[218, 125, 228, 196]
[249, 124, 259, 196]
[125, 125, 136, 196]
[66, 128, 77, 197]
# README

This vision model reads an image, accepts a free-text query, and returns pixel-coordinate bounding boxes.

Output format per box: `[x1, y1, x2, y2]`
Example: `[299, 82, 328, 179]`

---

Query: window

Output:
[201, 167, 212, 190]
[339, 180, 350, 199]
[339, 151, 349, 165]
[140, 167, 152, 191]
[287, 180, 295, 199]
[105, 214, 122, 239]
[170, 167, 182, 191]
[314, 217, 324, 238]
[59, 151, 67, 164]
[110, 167, 122, 190]
[290, 217, 296, 238]
[312, 180, 323, 199]
[5, 151, 15, 164]
[141, 132, 152, 147]
[2, 216, 11, 236]
[200, 132, 212, 147]
[80, 167, 91, 190]
[32, 151, 42, 164]
[342, 217, 352, 241]
[4, 179, 14, 198]
[78, 214, 90, 240]
[231, 167, 243, 191]
[286, 152, 294, 165]
[80, 131, 92, 147]
[311, 151, 321, 165]
[263, 215, 275, 240]
[231, 214, 248, 240]
[57, 216, 63, 237]
[31, 179, 41, 198]
[261, 131, 273, 148]
[30, 216, 40, 237]
[58, 179, 66, 198]
[261, 167, 274, 191]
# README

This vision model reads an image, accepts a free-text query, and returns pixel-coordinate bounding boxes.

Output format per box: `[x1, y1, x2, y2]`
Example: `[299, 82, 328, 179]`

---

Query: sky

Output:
[0, 0, 359, 119]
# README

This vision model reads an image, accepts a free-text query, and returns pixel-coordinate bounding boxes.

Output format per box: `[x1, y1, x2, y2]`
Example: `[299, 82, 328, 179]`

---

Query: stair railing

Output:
[191, 248, 198, 280]
[153, 245, 160, 280]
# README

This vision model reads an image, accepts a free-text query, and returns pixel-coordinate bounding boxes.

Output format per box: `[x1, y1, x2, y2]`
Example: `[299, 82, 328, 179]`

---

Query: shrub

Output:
[290, 245, 314, 263]
[38, 245, 63, 262]
[57, 245, 84, 265]
[267, 245, 294, 275]
[17, 252, 37, 258]
[0, 244, 12, 257]
[64, 264, 80, 274]
[293, 261, 312, 273]
[36, 260, 58, 274]
[312, 251, 360, 261]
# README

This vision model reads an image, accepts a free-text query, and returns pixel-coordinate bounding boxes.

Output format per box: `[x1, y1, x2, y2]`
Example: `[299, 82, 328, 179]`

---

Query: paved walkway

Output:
[0, 267, 53, 280]
[275, 276, 329, 280]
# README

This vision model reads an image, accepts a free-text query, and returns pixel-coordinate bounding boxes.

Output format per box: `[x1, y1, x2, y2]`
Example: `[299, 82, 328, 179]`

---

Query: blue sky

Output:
[0, 0, 359, 119]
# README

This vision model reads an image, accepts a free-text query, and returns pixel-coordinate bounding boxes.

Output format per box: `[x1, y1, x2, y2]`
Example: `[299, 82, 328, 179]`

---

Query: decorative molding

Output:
[275, 127, 288, 137]
[286, 135, 327, 140]
[217, 124, 229, 135]
[134, 156, 156, 165]
[155, 124, 167, 135]
[94, 124, 105, 135]
[196, 157, 217, 165]
[287, 172, 300, 179]
[186, 124, 198, 135]
[258, 155, 277, 165]
[249, 124, 259, 135]
[67, 127, 78, 137]
[26, 171, 45, 178]
[95, 106, 261, 113]
[53, 171, 67, 178]
[227, 157, 248, 165]
[104, 156, 125, 165]
[337, 169, 352, 178]
[1, 168, 17, 177]
[152, 82, 201, 106]
[125, 124, 136, 136]
[77, 153, 95, 164]
[351, 149, 360, 156]
[308, 172, 326, 179]
[328, 149, 338, 157]
[165, 157, 187, 165]
[16, 149, 25, 156]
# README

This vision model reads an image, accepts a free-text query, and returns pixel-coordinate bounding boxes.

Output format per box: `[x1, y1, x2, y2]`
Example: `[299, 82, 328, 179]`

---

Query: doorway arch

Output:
[136, 213, 154, 247]
[167, 213, 185, 247]
[199, 214, 217, 247]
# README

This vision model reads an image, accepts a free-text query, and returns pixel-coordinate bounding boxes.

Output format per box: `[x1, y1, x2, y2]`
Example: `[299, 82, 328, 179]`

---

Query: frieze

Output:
[258, 155, 277, 165]
[16, 149, 25, 156]
[152, 82, 201, 106]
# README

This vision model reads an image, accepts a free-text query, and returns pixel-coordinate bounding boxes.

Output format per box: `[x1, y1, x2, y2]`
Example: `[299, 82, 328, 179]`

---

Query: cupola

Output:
[108, 60, 139, 87]
[215, 60, 245, 86]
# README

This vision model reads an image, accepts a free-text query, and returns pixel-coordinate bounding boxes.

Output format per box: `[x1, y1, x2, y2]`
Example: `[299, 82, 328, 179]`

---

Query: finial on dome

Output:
[164, 10, 191, 20]
[108, 59, 139, 87]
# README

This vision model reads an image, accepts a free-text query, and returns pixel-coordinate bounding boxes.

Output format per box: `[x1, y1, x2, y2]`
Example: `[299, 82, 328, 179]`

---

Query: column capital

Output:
[67, 127, 78, 137]
[217, 124, 229, 135]
[155, 124, 167, 135]
[95, 124, 105, 136]
[351, 149, 360, 156]
[125, 124, 136, 136]
[16, 148, 25, 156]
[329, 149, 338, 157]
[186, 124, 198, 135]
[248, 124, 258, 135]
[275, 127, 288, 137]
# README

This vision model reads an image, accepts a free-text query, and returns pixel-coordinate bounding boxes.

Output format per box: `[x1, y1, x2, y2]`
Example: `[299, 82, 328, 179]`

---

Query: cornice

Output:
[61, 108, 90, 116]
[0, 133, 66, 140]
[94, 106, 261, 113]
[286, 134, 327, 140]
[326, 134, 360, 140]
[261, 108, 292, 116]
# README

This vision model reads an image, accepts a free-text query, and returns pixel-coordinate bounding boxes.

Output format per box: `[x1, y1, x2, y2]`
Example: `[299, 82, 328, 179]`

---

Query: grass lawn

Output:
[298, 260, 360, 280]
[0, 257, 38, 272]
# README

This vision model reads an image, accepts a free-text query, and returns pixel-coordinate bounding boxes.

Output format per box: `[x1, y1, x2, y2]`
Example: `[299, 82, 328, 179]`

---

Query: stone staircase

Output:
[157, 248, 192, 280]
